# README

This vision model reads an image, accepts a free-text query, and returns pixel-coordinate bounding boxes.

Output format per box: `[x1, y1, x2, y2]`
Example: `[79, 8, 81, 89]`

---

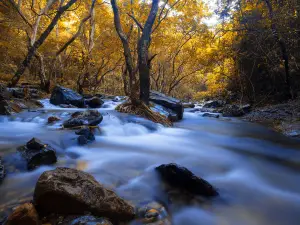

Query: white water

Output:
[1, 100, 300, 225]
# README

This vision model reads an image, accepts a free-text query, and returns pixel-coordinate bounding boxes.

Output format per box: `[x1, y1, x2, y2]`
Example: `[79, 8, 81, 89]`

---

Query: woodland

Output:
[0, 0, 299, 105]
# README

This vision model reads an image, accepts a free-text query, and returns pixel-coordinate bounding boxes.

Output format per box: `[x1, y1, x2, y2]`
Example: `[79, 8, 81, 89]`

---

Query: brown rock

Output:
[33, 167, 135, 221]
[6, 203, 40, 225]
[47, 116, 61, 124]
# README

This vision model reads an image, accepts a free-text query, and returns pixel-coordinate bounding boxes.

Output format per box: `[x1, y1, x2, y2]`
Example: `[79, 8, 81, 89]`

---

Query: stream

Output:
[1, 99, 300, 225]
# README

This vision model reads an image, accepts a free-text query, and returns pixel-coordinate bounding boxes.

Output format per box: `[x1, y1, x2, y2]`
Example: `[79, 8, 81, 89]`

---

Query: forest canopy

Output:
[0, 0, 299, 104]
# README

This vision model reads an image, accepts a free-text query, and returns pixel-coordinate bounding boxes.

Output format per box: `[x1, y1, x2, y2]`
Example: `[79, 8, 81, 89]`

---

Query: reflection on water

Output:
[0, 100, 300, 224]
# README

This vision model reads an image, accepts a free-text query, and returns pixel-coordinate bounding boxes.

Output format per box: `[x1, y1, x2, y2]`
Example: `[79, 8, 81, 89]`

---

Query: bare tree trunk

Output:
[8, 0, 78, 87]
[264, 0, 292, 98]
[111, 0, 137, 100]
[34, 51, 50, 92]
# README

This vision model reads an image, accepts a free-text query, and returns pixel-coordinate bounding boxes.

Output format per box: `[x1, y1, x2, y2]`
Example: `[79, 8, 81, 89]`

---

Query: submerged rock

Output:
[150, 91, 184, 121]
[6, 203, 39, 225]
[48, 116, 61, 124]
[75, 128, 95, 145]
[50, 86, 85, 108]
[155, 164, 218, 197]
[18, 138, 57, 170]
[0, 157, 5, 183]
[34, 167, 135, 221]
[85, 97, 104, 108]
[202, 113, 220, 118]
[136, 201, 170, 225]
[63, 110, 103, 128]
[69, 215, 113, 225]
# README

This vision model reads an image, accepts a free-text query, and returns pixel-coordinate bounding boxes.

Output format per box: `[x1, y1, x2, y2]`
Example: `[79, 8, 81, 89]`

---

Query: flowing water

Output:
[1, 99, 300, 225]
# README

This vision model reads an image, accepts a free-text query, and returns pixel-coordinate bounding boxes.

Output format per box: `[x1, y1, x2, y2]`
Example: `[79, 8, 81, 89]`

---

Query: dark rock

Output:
[69, 216, 113, 225]
[0, 157, 5, 183]
[50, 86, 85, 108]
[0, 100, 12, 115]
[151, 103, 178, 122]
[241, 104, 251, 113]
[18, 138, 57, 170]
[77, 135, 88, 145]
[7, 88, 39, 99]
[150, 91, 184, 121]
[26, 138, 44, 150]
[33, 167, 135, 221]
[203, 100, 225, 108]
[85, 97, 104, 108]
[155, 164, 218, 197]
[137, 202, 169, 225]
[63, 110, 103, 128]
[6, 203, 39, 225]
[222, 105, 245, 117]
[82, 94, 94, 99]
[75, 128, 95, 141]
[183, 103, 195, 108]
[48, 116, 61, 124]
[202, 113, 220, 118]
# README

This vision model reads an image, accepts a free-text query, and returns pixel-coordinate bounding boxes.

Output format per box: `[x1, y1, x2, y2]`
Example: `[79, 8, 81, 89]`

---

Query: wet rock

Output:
[7, 88, 39, 99]
[6, 203, 39, 225]
[50, 86, 85, 108]
[63, 110, 103, 129]
[183, 103, 195, 108]
[18, 138, 57, 170]
[203, 100, 225, 108]
[75, 128, 95, 145]
[222, 105, 245, 117]
[202, 113, 219, 118]
[83, 94, 94, 99]
[0, 100, 12, 115]
[241, 104, 251, 113]
[136, 202, 170, 225]
[48, 116, 61, 124]
[150, 91, 184, 121]
[85, 97, 104, 108]
[33, 167, 135, 221]
[69, 215, 113, 225]
[0, 157, 5, 183]
[155, 164, 218, 197]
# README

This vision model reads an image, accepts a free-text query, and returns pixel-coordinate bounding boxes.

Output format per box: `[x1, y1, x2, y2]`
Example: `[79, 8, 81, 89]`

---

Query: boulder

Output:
[18, 138, 57, 170]
[155, 164, 218, 197]
[7, 88, 39, 99]
[202, 113, 219, 118]
[69, 216, 113, 225]
[47, 116, 61, 124]
[151, 103, 179, 122]
[33, 168, 135, 221]
[63, 110, 103, 129]
[0, 157, 5, 183]
[203, 100, 225, 108]
[50, 86, 85, 108]
[150, 91, 184, 121]
[85, 97, 104, 108]
[75, 128, 95, 145]
[222, 105, 245, 117]
[6, 203, 39, 225]
[0, 100, 12, 115]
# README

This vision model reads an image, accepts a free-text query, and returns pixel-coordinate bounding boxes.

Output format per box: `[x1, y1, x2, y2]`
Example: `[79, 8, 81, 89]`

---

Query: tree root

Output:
[115, 100, 173, 127]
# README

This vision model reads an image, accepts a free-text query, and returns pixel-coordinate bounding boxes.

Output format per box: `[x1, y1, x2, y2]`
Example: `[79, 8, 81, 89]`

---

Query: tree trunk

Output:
[8, 0, 78, 87]
[264, 0, 292, 98]
[138, 0, 159, 105]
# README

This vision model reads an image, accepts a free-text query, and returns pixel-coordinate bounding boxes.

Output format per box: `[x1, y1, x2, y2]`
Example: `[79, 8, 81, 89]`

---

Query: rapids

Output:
[0, 99, 300, 225]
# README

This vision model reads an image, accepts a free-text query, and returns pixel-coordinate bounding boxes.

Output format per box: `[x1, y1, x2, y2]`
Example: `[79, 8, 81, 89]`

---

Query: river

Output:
[0, 99, 300, 225]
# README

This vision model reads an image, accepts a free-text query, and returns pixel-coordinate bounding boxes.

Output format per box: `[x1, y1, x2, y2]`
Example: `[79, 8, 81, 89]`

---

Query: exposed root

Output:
[116, 100, 173, 127]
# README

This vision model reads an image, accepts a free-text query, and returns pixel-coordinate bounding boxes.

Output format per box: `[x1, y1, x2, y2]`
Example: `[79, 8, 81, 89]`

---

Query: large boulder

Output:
[85, 97, 104, 108]
[33, 168, 135, 221]
[155, 164, 218, 197]
[6, 203, 39, 225]
[50, 86, 85, 108]
[0, 157, 5, 183]
[18, 138, 57, 170]
[150, 91, 184, 121]
[63, 110, 103, 129]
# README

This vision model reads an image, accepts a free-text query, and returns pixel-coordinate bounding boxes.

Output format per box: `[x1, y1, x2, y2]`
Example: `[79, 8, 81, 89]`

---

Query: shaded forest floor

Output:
[243, 98, 300, 138]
